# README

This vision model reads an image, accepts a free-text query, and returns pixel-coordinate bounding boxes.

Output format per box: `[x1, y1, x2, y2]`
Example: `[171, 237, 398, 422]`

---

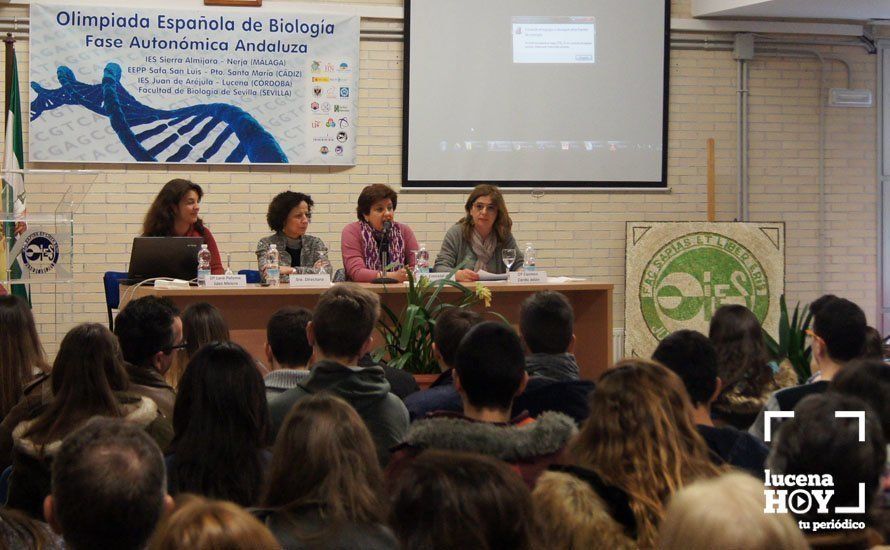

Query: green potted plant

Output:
[762, 294, 813, 384]
[373, 269, 503, 385]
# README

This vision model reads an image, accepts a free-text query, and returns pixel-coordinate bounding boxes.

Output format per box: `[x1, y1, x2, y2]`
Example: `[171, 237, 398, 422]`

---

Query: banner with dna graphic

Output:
[28, 3, 359, 165]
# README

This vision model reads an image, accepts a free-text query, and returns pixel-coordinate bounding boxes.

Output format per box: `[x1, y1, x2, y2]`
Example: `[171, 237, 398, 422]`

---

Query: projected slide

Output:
[405, 0, 668, 187]
[512, 17, 595, 64]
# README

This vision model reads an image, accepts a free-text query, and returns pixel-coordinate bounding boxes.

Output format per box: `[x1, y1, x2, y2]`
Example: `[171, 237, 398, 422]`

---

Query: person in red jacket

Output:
[142, 178, 224, 274]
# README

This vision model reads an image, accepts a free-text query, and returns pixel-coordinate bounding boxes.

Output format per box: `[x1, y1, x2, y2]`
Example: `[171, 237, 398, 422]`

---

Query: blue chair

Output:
[238, 269, 262, 284]
[103, 271, 129, 330]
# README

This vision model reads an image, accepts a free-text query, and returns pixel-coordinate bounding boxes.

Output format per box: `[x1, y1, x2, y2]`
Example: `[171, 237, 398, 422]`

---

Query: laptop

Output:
[126, 236, 204, 284]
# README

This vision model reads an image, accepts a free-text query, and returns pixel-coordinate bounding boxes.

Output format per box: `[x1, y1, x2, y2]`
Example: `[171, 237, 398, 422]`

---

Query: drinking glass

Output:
[224, 253, 233, 276]
[502, 248, 516, 271]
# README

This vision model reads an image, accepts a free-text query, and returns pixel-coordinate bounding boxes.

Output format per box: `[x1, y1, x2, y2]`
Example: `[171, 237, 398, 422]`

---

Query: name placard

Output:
[289, 274, 333, 287]
[205, 274, 248, 288]
[508, 271, 548, 284]
[417, 272, 450, 282]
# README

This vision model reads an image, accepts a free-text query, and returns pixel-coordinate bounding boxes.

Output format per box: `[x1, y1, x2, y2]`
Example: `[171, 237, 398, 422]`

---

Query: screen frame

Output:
[401, 0, 671, 189]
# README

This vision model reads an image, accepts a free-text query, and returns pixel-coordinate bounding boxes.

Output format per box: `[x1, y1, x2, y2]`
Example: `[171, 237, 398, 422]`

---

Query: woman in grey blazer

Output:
[256, 191, 329, 281]
[433, 184, 523, 282]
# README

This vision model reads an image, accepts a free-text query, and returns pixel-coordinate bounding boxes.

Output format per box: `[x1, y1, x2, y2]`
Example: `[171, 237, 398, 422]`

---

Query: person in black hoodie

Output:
[653, 330, 768, 476]
[268, 284, 408, 465]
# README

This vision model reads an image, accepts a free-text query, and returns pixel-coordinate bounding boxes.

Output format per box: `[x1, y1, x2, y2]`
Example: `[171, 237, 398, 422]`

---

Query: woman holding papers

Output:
[341, 184, 419, 283]
[256, 191, 329, 281]
[434, 184, 523, 281]
[142, 179, 224, 274]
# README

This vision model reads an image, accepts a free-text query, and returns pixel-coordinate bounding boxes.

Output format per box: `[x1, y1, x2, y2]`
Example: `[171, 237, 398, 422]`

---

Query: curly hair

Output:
[142, 179, 204, 237]
[570, 359, 722, 547]
[460, 184, 513, 244]
[356, 184, 398, 222]
[266, 191, 314, 232]
[709, 305, 774, 403]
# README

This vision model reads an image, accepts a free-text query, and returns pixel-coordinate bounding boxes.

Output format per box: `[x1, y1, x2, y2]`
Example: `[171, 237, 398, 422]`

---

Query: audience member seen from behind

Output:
[257, 393, 398, 549]
[256, 191, 329, 282]
[167, 341, 271, 507]
[658, 472, 807, 550]
[403, 308, 483, 420]
[532, 469, 636, 550]
[6, 323, 172, 519]
[44, 417, 174, 550]
[341, 184, 419, 282]
[268, 283, 408, 465]
[264, 306, 314, 400]
[389, 450, 536, 550]
[708, 304, 796, 430]
[749, 295, 867, 441]
[388, 322, 576, 488]
[0, 507, 63, 549]
[0, 295, 51, 422]
[653, 330, 769, 476]
[862, 326, 884, 360]
[768, 393, 886, 547]
[520, 290, 579, 381]
[142, 178, 223, 274]
[149, 495, 278, 550]
[433, 184, 523, 281]
[829, 359, 890, 536]
[113, 295, 180, 419]
[568, 359, 721, 547]
[166, 301, 230, 388]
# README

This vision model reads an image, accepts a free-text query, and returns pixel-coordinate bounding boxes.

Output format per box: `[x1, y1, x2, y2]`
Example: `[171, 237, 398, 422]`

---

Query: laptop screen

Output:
[128, 237, 204, 282]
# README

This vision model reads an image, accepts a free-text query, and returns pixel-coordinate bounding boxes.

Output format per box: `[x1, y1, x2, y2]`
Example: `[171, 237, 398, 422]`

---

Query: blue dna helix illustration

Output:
[30, 63, 289, 163]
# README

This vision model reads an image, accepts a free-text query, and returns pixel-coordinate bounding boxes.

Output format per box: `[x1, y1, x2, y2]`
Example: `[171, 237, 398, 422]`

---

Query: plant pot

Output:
[412, 373, 440, 390]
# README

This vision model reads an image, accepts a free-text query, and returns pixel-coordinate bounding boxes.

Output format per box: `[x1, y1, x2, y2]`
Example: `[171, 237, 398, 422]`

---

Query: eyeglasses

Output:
[472, 203, 498, 213]
[804, 329, 823, 344]
[165, 341, 188, 353]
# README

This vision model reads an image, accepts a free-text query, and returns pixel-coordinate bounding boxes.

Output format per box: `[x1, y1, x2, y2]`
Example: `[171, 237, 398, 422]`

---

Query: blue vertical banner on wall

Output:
[28, 3, 359, 165]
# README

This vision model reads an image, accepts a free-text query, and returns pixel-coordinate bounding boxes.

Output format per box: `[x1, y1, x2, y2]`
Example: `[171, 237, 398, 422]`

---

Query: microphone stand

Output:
[371, 225, 398, 284]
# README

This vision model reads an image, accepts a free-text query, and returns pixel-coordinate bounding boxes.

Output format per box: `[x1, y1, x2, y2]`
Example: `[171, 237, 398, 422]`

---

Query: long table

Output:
[121, 281, 614, 380]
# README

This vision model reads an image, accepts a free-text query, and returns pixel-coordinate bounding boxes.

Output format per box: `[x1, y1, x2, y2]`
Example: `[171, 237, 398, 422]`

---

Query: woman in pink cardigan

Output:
[341, 184, 419, 282]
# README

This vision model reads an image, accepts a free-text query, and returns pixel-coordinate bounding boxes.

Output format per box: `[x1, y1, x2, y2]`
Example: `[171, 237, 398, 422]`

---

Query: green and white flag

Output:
[2, 37, 27, 300]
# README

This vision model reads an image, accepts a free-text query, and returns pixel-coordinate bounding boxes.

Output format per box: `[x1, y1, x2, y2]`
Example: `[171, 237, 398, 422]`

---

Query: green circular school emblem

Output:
[639, 232, 770, 340]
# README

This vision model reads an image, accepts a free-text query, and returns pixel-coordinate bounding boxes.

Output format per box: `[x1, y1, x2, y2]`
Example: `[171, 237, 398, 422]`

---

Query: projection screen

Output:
[403, 0, 670, 188]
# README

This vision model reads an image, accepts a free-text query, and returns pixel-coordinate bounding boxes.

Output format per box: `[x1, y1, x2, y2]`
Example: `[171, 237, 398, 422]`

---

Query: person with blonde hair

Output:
[568, 359, 722, 547]
[658, 472, 807, 550]
[258, 393, 397, 549]
[149, 495, 278, 550]
[532, 470, 636, 550]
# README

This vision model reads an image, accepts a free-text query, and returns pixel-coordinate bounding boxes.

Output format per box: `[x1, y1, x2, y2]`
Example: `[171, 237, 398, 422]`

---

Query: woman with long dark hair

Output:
[166, 302, 231, 388]
[5, 323, 172, 519]
[433, 184, 523, 281]
[142, 178, 224, 274]
[167, 341, 271, 506]
[709, 304, 796, 430]
[257, 393, 397, 549]
[0, 295, 50, 421]
[566, 359, 722, 547]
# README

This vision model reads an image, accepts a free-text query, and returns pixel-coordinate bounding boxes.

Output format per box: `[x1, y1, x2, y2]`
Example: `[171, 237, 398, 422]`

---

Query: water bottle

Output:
[524, 242, 537, 271]
[266, 244, 280, 286]
[316, 247, 332, 278]
[197, 244, 211, 286]
[416, 243, 430, 276]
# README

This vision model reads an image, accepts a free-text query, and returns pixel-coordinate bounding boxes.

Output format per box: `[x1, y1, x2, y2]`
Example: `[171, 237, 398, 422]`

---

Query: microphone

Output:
[372, 220, 398, 284]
